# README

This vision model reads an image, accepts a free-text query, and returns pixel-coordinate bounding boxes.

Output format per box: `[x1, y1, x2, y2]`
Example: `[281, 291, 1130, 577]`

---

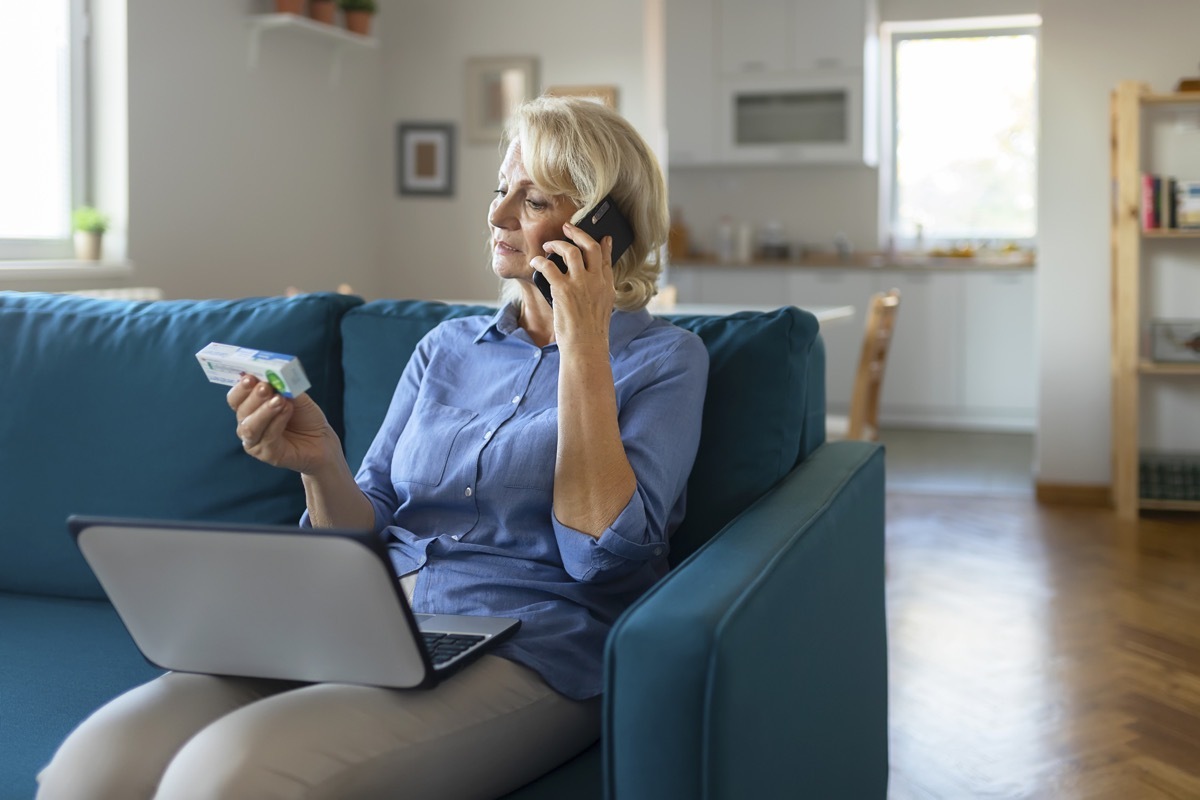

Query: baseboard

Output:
[1035, 482, 1112, 508]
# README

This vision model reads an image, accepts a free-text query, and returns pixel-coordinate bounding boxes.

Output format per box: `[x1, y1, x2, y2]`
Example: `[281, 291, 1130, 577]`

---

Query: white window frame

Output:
[878, 15, 1041, 251]
[0, 0, 92, 262]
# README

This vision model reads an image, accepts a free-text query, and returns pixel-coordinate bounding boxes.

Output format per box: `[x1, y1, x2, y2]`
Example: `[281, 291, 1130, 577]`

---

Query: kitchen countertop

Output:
[671, 251, 1035, 271]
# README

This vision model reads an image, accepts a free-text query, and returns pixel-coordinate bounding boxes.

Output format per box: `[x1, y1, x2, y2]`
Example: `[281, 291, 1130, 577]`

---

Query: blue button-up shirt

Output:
[348, 302, 707, 699]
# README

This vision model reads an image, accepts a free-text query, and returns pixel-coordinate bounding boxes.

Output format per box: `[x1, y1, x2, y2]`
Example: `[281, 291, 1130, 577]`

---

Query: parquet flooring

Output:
[885, 493, 1200, 799]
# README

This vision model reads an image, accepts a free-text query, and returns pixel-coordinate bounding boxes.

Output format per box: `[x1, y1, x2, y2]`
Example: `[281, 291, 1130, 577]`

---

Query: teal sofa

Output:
[0, 291, 887, 799]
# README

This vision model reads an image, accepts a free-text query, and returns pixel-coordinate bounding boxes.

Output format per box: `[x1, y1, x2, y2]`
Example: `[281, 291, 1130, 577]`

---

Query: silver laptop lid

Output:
[68, 516, 494, 689]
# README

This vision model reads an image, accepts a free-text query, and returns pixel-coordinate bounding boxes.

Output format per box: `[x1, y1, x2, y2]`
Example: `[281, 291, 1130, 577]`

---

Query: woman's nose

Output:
[488, 195, 517, 230]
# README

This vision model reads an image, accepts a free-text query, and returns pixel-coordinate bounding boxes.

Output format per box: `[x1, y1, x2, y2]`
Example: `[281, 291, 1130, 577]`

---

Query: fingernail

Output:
[270, 396, 283, 409]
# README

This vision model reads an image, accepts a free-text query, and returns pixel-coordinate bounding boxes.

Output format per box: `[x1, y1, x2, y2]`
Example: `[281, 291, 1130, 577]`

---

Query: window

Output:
[0, 1, 89, 260]
[882, 16, 1039, 249]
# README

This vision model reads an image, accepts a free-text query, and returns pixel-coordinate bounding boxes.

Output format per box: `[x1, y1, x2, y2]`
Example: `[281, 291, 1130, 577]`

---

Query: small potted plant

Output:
[310, 0, 336, 25]
[274, 0, 305, 15]
[72, 206, 109, 261]
[337, 0, 376, 36]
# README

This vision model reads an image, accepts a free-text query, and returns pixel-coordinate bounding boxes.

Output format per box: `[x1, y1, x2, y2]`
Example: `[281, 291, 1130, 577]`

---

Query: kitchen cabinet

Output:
[793, 2, 870, 72]
[664, 0, 717, 165]
[962, 271, 1037, 421]
[665, 0, 878, 166]
[717, 0, 792, 75]
[875, 270, 964, 419]
[668, 263, 1037, 430]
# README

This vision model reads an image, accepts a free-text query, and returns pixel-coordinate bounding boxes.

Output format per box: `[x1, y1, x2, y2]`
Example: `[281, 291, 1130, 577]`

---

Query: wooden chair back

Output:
[844, 288, 901, 441]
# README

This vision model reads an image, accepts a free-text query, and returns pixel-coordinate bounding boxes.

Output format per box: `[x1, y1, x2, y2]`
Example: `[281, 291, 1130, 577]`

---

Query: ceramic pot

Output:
[74, 231, 102, 261]
[274, 0, 305, 15]
[310, 0, 336, 24]
[344, 10, 372, 35]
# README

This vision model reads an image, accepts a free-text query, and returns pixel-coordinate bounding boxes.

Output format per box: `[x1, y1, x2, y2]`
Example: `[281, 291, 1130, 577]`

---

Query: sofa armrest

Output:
[603, 441, 888, 800]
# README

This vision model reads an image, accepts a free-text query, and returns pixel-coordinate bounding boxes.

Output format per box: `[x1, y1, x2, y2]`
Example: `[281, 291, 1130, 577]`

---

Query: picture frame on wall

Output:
[465, 56, 539, 144]
[397, 123, 454, 197]
[544, 84, 619, 110]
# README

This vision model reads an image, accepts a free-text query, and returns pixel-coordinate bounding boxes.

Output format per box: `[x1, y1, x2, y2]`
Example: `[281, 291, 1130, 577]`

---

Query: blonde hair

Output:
[497, 96, 669, 312]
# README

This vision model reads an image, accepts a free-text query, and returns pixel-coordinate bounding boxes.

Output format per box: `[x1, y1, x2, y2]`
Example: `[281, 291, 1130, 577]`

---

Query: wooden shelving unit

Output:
[1110, 80, 1200, 518]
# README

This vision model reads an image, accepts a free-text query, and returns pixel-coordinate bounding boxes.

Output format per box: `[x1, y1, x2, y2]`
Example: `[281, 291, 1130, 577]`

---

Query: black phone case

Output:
[535, 195, 635, 306]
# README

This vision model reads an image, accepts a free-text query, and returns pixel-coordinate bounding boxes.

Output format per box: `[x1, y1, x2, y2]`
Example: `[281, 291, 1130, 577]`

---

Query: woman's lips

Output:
[493, 240, 522, 255]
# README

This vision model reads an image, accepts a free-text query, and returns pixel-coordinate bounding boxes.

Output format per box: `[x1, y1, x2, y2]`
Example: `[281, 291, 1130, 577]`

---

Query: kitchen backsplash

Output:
[666, 162, 881, 260]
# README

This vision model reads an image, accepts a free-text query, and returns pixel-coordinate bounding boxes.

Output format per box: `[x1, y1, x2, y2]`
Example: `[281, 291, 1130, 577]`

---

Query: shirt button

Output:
[483, 430, 493, 440]
[511, 395, 521, 404]
[654, 546, 664, 556]
[452, 534, 460, 541]
[464, 487, 473, 497]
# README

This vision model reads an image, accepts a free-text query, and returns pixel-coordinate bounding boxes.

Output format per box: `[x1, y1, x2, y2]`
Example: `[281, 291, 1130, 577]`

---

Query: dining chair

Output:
[826, 288, 901, 442]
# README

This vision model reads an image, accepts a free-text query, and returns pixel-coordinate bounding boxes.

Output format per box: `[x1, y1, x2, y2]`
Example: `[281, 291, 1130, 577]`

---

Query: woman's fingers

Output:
[242, 395, 292, 453]
[238, 394, 285, 445]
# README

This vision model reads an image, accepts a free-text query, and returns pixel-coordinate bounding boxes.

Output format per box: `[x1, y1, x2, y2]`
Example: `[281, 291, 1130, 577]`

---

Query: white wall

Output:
[122, 0, 387, 300]
[1036, 0, 1200, 485]
[376, 0, 652, 302]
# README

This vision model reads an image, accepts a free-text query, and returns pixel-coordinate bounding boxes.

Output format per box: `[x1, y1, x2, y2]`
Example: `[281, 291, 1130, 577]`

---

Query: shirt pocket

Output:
[499, 409, 558, 490]
[391, 396, 477, 486]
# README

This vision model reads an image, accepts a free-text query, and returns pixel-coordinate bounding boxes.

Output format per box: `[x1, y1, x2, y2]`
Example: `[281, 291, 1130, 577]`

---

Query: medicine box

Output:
[195, 342, 311, 398]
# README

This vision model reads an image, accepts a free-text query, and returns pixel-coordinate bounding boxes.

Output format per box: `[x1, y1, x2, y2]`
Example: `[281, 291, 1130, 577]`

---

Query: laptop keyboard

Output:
[422, 632, 486, 667]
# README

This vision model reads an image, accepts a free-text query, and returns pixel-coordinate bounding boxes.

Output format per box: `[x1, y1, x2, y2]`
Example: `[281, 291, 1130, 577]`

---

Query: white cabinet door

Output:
[717, 0, 791, 75]
[961, 271, 1037, 424]
[665, 0, 718, 165]
[793, 0, 867, 72]
[787, 269, 878, 409]
[876, 271, 964, 418]
[689, 267, 791, 308]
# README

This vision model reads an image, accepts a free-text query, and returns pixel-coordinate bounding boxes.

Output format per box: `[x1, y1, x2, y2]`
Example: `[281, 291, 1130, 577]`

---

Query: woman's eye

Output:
[526, 199, 548, 211]
[492, 188, 506, 197]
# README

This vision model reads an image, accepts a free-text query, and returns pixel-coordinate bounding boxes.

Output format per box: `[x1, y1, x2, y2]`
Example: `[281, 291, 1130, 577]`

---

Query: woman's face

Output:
[489, 141, 576, 283]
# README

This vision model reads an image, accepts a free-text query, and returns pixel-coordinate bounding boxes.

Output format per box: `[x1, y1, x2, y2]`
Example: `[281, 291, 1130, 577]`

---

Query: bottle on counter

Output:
[668, 207, 690, 261]
[735, 223, 754, 263]
[716, 216, 735, 262]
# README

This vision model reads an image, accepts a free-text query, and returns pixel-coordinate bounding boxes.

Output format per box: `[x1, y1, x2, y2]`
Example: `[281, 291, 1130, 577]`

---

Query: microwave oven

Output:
[717, 72, 876, 165]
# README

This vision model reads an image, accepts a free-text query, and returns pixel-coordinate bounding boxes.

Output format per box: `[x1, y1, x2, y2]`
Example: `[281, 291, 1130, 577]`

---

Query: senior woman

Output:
[37, 96, 708, 800]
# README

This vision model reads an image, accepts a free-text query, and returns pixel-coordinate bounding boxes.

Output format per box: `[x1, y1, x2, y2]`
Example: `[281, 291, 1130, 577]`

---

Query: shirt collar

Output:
[474, 301, 654, 357]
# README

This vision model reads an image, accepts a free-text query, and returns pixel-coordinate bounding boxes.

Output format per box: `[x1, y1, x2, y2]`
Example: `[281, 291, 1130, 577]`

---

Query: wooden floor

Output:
[885, 487, 1200, 798]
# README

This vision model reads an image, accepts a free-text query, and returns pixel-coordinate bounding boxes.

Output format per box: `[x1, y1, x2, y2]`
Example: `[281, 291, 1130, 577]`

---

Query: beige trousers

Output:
[35, 655, 599, 800]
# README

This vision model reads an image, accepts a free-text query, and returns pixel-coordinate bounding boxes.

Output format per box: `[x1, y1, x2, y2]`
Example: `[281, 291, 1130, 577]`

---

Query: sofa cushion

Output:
[0, 291, 363, 599]
[662, 308, 821, 563]
[340, 301, 821, 566]
[0, 591, 165, 799]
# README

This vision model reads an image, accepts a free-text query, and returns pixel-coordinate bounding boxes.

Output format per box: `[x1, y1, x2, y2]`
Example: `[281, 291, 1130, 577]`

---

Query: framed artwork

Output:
[465, 56, 539, 144]
[544, 84, 619, 110]
[397, 123, 454, 197]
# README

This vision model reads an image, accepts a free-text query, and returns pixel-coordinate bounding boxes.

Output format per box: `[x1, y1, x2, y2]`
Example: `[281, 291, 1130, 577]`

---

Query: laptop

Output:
[67, 515, 520, 689]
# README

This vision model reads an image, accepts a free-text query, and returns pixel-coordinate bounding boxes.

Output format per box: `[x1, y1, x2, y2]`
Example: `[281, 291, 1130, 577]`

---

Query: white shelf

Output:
[247, 13, 377, 86]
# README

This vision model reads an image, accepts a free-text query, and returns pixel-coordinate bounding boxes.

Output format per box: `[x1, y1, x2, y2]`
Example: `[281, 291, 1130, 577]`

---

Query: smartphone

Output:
[535, 194, 635, 306]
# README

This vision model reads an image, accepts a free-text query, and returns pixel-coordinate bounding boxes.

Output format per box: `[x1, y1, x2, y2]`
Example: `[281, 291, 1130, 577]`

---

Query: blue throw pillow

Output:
[664, 307, 820, 564]
[0, 291, 362, 599]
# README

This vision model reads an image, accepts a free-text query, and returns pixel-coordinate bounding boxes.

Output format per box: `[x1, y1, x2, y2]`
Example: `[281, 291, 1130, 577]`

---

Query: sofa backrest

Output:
[0, 291, 362, 599]
[340, 300, 824, 566]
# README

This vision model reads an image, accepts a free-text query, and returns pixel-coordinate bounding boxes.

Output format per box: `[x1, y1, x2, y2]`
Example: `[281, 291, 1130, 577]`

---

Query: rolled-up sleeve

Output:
[553, 333, 709, 582]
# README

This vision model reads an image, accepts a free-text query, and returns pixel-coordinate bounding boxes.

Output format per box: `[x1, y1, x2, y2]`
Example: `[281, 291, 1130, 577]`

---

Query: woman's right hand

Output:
[226, 375, 341, 475]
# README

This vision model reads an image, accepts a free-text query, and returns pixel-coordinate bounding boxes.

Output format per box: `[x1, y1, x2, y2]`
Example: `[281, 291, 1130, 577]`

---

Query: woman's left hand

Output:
[536, 223, 615, 352]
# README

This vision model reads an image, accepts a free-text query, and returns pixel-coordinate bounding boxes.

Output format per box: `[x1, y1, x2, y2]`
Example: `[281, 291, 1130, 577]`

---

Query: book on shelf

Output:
[1141, 173, 1200, 230]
